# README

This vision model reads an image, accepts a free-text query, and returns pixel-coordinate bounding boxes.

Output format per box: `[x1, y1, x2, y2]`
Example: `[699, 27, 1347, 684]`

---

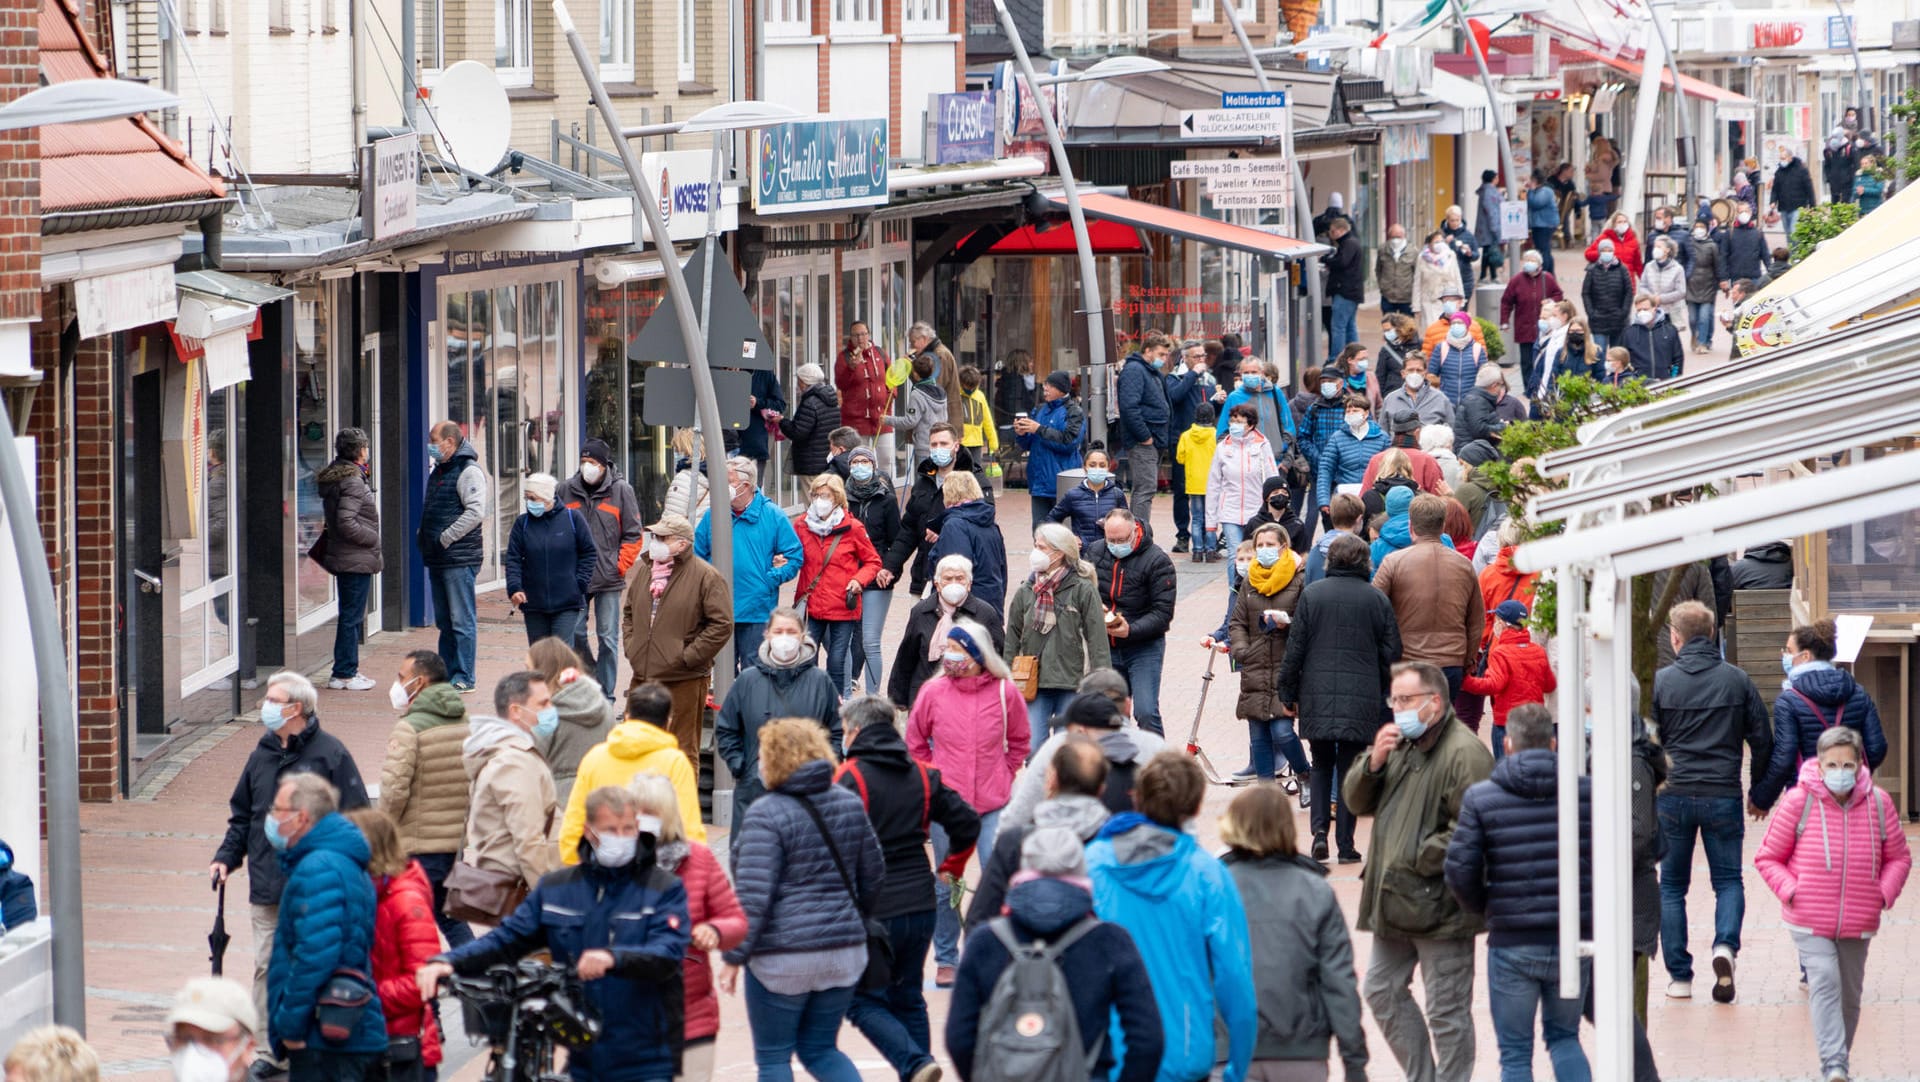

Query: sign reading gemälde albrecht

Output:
[751, 118, 890, 214]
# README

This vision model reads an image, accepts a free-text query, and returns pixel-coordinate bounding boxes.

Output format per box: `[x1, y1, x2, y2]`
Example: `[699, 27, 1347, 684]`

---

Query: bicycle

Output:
[438, 960, 599, 1082]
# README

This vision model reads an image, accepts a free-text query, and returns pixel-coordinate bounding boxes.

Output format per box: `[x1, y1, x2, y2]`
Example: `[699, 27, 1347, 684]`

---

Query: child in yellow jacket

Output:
[957, 365, 999, 481]
[1175, 401, 1218, 560]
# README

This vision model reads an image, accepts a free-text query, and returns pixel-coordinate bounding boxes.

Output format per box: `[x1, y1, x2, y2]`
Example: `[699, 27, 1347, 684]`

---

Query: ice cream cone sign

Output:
[1282, 0, 1320, 50]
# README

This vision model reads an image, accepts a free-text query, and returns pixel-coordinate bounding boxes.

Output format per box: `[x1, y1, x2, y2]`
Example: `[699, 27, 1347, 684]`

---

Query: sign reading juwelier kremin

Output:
[753, 118, 890, 213]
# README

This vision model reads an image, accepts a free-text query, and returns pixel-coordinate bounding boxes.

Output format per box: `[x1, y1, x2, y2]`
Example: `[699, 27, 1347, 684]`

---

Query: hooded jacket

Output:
[886, 447, 977, 589]
[1225, 852, 1368, 1077]
[795, 511, 881, 621]
[1460, 625, 1557, 728]
[1650, 636, 1772, 800]
[504, 506, 597, 613]
[1368, 487, 1419, 569]
[0, 839, 33, 929]
[1277, 566, 1402, 744]
[317, 458, 382, 575]
[846, 473, 903, 587]
[839, 720, 981, 920]
[1050, 477, 1131, 552]
[538, 674, 618, 804]
[1580, 258, 1636, 338]
[1017, 394, 1087, 500]
[1755, 759, 1910, 940]
[1753, 666, 1889, 810]
[1586, 225, 1644, 281]
[662, 842, 746, 1042]
[1621, 308, 1684, 381]
[947, 877, 1165, 1082]
[965, 794, 1111, 930]
[715, 638, 843, 825]
[1730, 541, 1794, 590]
[907, 672, 1030, 815]
[780, 382, 843, 477]
[557, 465, 644, 594]
[1091, 525, 1177, 645]
[380, 682, 471, 856]
[1243, 475, 1312, 555]
[1427, 337, 1489, 407]
[621, 548, 732, 684]
[369, 860, 444, 1066]
[1374, 533, 1481, 670]
[215, 721, 370, 906]
[1314, 421, 1390, 510]
[1204, 426, 1280, 538]
[883, 380, 950, 463]
[268, 813, 386, 1053]
[1115, 352, 1172, 450]
[694, 489, 804, 624]
[1087, 816, 1256, 1082]
[737, 369, 787, 462]
[559, 719, 706, 861]
[1006, 567, 1111, 693]
[886, 591, 1005, 709]
[1478, 548, 1539, 649]
[462, 716, 559, 891]
[1444, 748, 1592, 947]
[1454, 386, 1508, 451]
[999, 725, 1165, 832]
[723, 760, 886, 964]
[927, 498, 1009, 616]
[1230, 550, 1306, 721]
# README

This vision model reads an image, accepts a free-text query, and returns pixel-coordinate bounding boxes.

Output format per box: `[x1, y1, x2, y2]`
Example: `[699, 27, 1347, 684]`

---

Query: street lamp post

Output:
[1448, 0, 1525, 271]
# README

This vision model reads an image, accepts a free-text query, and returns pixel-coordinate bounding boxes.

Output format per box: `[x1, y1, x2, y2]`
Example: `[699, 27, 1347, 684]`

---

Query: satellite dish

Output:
[428, 61, 512, 176]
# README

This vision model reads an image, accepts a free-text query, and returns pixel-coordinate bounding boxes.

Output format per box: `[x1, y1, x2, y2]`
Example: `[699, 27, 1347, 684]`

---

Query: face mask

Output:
[1241, 374, 1263, 391]
[1228, 421, 1249, 437]
[170, 1043, 234, 1082]
[532, 705, 560, 741]
[592, 833, 638, 868]
[929, 447, 954, 468]
[526, 500, 547, 517]
[1448, 329, 1469, 346]
[426, 443, 444, 464]
[1432, 242, 1449, 256]
[1538, 318, 1554, 337]
[1086, 467, 1111, 486]
[1523, 261, 1541, 276]
[1441, 302, 1460, 315]
[1351, 360, 1368, 374]
[1824, 766, 1858, 796]
[1235, 560, 1252, 577]
[1346, 414, 1368, 434]
[809, 497, 835, 518]
[1693, 228, 1708, 240]
[939, 582, 969, 606]
[1737, 212, 1752, 225]
[1613, 224, 1628, 236]
[648, 539, 672, 563]
[1150, 355, 1166, 369]
[580, 462, 604, 485]
[941, 651, 973, 678]
[1320, 380, 1341, 397]
[264, 812, 291, 851]
[1404, 374, 1424, 391]
[389, 678, 417, 711]
[1255, 546, 1281, 567]
[850, 463, 874, 482]
[1781, 651, 1803, 675]
[1599, 252, 1617, 266]
[1029, 548, 1054, 574]
[1394, 708, 1429, 741]
[1390, 238, 1407, 254]
[1634, 310, 1655, 326]
[731, 482, 754, 508]
[1106, 539, 1134, 559]
[1655, 253, 1670, 265]
[1383, 328, 1399, 344]
[767, 634, 802, 663]
[1567, 335, 1585, 349]
[261, 701, 288, 733]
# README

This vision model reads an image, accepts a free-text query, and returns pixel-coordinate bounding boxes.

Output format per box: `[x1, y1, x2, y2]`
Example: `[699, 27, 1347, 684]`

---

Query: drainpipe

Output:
[352, 0, 368, 147]
[403, 0, 416, 129]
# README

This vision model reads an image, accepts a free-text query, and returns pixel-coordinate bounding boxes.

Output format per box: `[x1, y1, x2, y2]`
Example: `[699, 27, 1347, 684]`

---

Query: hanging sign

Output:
[931, 91, 997, 165]
[751, 118, 890, 214]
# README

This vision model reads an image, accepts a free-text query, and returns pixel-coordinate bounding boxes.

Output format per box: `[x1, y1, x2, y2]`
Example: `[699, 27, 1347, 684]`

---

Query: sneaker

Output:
[248, 1062, 288, 1082]
[1665, 979, 1692, 1000]
[1171, 538, 1190, 554]
[1337, 851, 1363, 865]
[1711, 944, 1736, 1003]
[935, 965, 956, 988]
[453, 682, 476, 695]
[1825, 1069, 1850, 1082]
[1311, 835, 1329, 861]
[1229, 766, 1257, 783]
[909, 1063, 944, 1082]
[326, 674, 377, 691]
[1279, 773, 1300, 796]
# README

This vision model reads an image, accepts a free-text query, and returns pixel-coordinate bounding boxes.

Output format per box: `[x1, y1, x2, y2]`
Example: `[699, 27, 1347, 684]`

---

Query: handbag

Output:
[307, 528, 331, 569]
[786, 794, 893, 992]
[1009, 654, 1041, 702]
[382, 1036, 422, 1082]
[442, 860, 528, 926]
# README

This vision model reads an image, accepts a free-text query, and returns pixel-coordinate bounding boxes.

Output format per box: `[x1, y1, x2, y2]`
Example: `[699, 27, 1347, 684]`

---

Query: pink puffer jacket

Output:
[1755, 758, 1911, 940]
[906, 672, 1030, 814]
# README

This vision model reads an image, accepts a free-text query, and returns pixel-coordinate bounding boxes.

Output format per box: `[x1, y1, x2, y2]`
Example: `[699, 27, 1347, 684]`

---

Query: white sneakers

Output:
[1665, 979, 1691, 1000]
[1711, 944, 1737, 1004]
[326, 674, 377, 691]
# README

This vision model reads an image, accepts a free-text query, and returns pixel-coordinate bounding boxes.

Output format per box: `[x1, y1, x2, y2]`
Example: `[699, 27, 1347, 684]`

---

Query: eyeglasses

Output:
[1385, 692, 1436, 709]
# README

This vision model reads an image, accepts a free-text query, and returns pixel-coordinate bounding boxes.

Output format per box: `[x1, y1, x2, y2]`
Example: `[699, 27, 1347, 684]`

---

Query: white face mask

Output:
[1522, 261, 1541, 275]
[939, 582, 969, 606]
[648, 538, 672, 563]
[767, 634, 802, 663]
[580, 462, 605, 485]
[809, 497, 835, 518]
[1389, 237, 1407, 254]
[1029, 548, 1054, 574]
[1693, 228, 1708, 240]
[389, 678, 417, 712]
[1737, 212, 1752, 225]
[1634, 309, 1655, 326]
[1345, 413, 1368, 434]
[1431, 242, 1450, 256]
[170, 1043, 236, 1082]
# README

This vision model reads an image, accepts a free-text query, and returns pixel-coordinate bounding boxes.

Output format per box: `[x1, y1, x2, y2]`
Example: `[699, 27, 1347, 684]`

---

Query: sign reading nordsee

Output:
[752, 118, 890, 213]
[639, 149, 739, 242]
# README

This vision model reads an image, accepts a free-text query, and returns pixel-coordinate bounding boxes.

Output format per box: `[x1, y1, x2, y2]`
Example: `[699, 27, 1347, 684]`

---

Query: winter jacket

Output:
[1730, 541, 1794, 589]
[1359, 444, 1445, 497]
[1047, 478, 1132, 557]
[1420, 316, 1488, 358]
[1243, 476, 1313, 555]
[663, 843, 746, 1041]
[1441, 221, 1479, 292]
[1643, 224, 1694, 277]
[1648, 636, 1772, 801]
[1005, 569, 1111, 693]
[1374, 538, 1482, 670]
[722, 759, 886, 964]
[1631, 719, 1668, 957]
[966, 793, 1112, 929]
[795, 512, 881, 621]
[846, 477, 903, 586]
[1087, 816, 1256, 1082]
[927, 499, 1009, 616]
[1685, 236, 1723, 304]
[1225, 852, 1368, 1077]
[538, 675, 618, 805]
[559, 719, 706, 860]
[1376, 244, 1418, 305]
[1460, 626, 1557, 729]
[0, 839, 33, 930]
[1230, 551, 1307, 721]
[1016, 395, 1085, 500]
[1412, 254, 1465, 326]
[1213, 384, 1298, 446]
[1277, 566, 1401, 743]
[1718, 222, 1769, 283]
[317, 459, 382, 575]
[1298, 391, 1349, 468]
[557, 467, 644, 594]
[839, 720, 981, 920]
[1753, 666, 1889, 810]
[1581, 260, 1636, 338]
[1650, 562, 1720, 668]
[1204, 430, 1277, 531]
[443, 843, 691, 1082]
[1381, 381, 1455, 430]
[835, 343, 891, 436]
[215, 722, 370, 906]
[736, 370, 787, 462]
[505, 507, 596, 614]
[1756, 759, 1911, 941]
[620, 549, 731, 685]
[1445, 749, 1591, 947]
[999, 724, 1165, 834]
[1091, 529, 1177, 645]
[1343, 709, 1494, 938]
[370, 861, 444, 1067]
[380, 682, 470, 857]
[907, 672, 1030, 814]
[947, 877, 1164, 1082]
[883, 380, 950, 463]
[780, 383, 843, 477]
[418, 441, 487, 569]
[694, 490, 804, 624]
[958, 387, 999, 454]
[1314, 422, 1390, 510]
[715, 639, 843, 825]
[268, 813, 386, 1053]
[1478, 548, 1539, 647]
[1453, 387, 1507, 452]
[1586, 225, 1644, 282]
[1622, 310, 1684, 381]
[462, 716, 559, 891]
[1427, 339, 1489, 407]
[1174, 424, 1216, 495]
[1474, 183, 1503, 248]
[1499, 272, 1564, 345]
[1525, 184, 1558, 229]
[887, 592, 1006, 709]
[1642, 255, 1688, 323]
[886, 449, 976, 589]
[1327, 232, 1365, 301]
[1858, 171, 1886, 212]
[1116, 352, 1173, 451]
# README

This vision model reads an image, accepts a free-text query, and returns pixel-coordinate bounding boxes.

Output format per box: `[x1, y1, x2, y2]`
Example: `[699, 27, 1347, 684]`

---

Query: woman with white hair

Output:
[888, 553, 1004, 709]
[1420, 423, 1463, 492]
[1005, 523, 1110, 749]
[504, 471, 597, 645]
[906, 617, 1031, 985]
[779, 362, 843, 490]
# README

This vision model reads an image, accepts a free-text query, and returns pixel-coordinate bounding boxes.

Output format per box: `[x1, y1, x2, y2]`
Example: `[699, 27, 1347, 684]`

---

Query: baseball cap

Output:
[1062, 691, 1125, 731]
[1494, 599, 1529, 625]
[167, 978, 259, 1039]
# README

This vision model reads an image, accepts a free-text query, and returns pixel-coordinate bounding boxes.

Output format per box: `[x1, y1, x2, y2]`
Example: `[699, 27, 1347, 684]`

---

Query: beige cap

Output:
[166, 977, 259, 1039]
[646, 512, 695, 542]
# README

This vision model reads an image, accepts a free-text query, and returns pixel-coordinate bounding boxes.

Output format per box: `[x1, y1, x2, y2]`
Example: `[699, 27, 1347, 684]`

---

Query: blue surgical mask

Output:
[1255, 546, 1281, 567]
[929, 447, 954, 468]
[1394, 709, 1429, 741]
[1228, 421, 1249, 437]
[533, 705, 560, 741]
[427, 443, 444, 464]
[1824, 766, 1857, 796]
[1150, 355, 1166, 369]
[526, 500, 547, 517]
[264, 813, 291, 851]
[850, 463, 874, 482]
[260, 701, 288, 733]
[1241, 374, 1263, 392]
[1106, 540, 1134, 559]
[1086, 467, 1111, 486]
[1781, 652, 1795, 675]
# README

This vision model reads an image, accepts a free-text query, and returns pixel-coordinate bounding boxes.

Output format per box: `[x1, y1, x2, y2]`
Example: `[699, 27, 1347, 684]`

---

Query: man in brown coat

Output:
[621, 512, 732, 762]
[378, 649, 473, 947]
[1372, 494, 1483, 705]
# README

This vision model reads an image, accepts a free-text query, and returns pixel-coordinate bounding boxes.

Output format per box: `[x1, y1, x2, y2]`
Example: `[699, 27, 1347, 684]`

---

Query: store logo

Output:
[1751, 20, 1807, 49]
[659, 167, 672, 224]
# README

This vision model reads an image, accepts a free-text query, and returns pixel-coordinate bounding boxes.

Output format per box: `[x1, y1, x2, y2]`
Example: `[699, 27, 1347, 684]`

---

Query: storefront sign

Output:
[931, 91, 997, 165]
[639, 149, 738, 241]
[363, 133, 419, 241]
[997, 61, 1068, 152]
[751, 118, 890, 214]
[1382, 125, 1427, 165]
[1170, 158, 1289, 180]
[1744, 14, 1853, 53]
[1181, 108, 1287, 139]
[75, 264, 177, 339]
[1499, 200, 1528, 242]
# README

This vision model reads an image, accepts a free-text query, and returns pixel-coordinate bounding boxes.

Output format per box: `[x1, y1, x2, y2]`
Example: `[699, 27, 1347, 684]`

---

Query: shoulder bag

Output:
[794, 532, 844, 622]
[443, 758, 555, 925]
[786, 793, 893, 992]
[1009, 654, 1041, 701]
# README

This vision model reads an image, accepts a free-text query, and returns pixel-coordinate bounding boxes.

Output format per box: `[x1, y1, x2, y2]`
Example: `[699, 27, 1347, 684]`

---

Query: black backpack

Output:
[974, 916, 1102, 1082]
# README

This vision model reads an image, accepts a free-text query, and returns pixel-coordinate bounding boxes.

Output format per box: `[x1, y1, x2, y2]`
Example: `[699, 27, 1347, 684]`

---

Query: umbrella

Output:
[208, 877, 232, 977]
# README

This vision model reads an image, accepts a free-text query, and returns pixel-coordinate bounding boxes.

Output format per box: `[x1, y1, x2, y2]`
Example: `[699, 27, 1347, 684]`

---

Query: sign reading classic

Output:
[752, 118, 890, 214]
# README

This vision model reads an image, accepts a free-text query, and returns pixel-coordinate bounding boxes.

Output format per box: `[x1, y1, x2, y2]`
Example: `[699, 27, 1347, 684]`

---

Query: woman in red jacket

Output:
[1461, 599, 1557, 765]
[794, 473, 882, 696]
[343, 808, 442, 1082]
[627, 773, 746, 1082]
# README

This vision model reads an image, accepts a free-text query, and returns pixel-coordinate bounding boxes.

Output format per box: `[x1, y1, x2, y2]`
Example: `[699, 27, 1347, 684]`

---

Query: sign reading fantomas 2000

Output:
[752, 118, 891, 214]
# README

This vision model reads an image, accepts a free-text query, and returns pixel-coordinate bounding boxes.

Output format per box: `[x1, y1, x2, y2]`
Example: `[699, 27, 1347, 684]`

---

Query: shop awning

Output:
[1423, 70, 1518, 136]
[1573, 50, 1756, 121]
[1734, 178, 1920, 354]
[172, 270, 294, 391]
[985, 217, 1146, 256]
[1043, 192, 1329, 262]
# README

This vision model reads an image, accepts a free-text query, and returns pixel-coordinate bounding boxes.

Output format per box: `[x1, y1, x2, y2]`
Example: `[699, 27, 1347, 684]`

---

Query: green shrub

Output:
[1474, 316, 1506, 362]
[1788, 202, 1861, 263]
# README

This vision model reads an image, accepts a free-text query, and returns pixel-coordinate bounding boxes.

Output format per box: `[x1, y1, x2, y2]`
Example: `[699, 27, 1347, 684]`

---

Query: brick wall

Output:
[0, 0, 40, 325]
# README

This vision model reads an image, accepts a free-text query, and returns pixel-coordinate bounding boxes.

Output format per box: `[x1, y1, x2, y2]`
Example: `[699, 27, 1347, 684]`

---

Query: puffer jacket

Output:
[723, 759, 886, 964]
[1641, 254, 1687, 321]
[1006, 569, 1111, 692]
[557, 466, 643, 594]
[1772, 156, 1815, 212]
[1225, 852, 1368, 1077]
[1460, 625, 1557, 728]
[715, 639, 843, 826]
[268, 814, 385, 1053]
[1755, 759, 1911, 940]
[694, 490, 804, 624]
[839, 720, 982, 921]
[1753, 666, 1889, 810]
[537, 673, 618, 805]
[1622, 309, 1684, 381]
[1315, 421, 1390, 509]
[1730, 540, 1794, 589]
[318, 459, 382, 575]
[559, 719, 706, 861]
[795, 511, 881, 621]
[1374, 537, 1482, 670]
[1277, 566, 1402, 744]
[1343, 710, 1494, 938]
[1, 838, 34, 930]
[906, 672, 1030, 814]
[370, 861, 443, 1066]
[1376, 244, 1418, 305]
[462, 716, 559, 891]
[780, 382, 843, 477]
[886, 591, 1005, 710]
[1017, 395, 1086, 500]
[662, 842, 746, 1042]
[1090, 526, 1177, 645]
[417, 441, 486, 570]
[1444, 748, 1591, 947]
[1586, 224, 1644, 280]
[1478, 548, 1540, 649]
[621, 549, 732, 685]
[1427, 339, 1489, 407]
[1230, 550, 1306, 721]
[380, 682, 471, 856]
[1050, 478, 1130, 553]
[1685, 235, 1723, 303]
[885, 448, 976, 590]
[505, 507, 596, 614]
[1718, 221, 1769, 283]
[216, 721, 371, 907]
[1454, 387, 1507, 450]
[926, 499, 1009, 616]
[846, 476, 903, 587]
[1580, 259, 1636, 338]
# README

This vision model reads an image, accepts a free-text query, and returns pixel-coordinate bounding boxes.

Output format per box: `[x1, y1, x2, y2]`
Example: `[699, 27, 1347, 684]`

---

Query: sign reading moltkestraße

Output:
[752, 118, 890, 214]
[931, 91, 997, 165]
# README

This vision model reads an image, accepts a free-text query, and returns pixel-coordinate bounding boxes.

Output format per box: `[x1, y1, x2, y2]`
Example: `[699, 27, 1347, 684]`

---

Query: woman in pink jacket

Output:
[1754, 726, 1912, 1082]
[906, 617, 1030, 984]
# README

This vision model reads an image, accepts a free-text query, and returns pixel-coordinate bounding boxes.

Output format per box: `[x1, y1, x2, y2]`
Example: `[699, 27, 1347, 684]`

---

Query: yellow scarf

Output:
[1247, 548, 1300, 596]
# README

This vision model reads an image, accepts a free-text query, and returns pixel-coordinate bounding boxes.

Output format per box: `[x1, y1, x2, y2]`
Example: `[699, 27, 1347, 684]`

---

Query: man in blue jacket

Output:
[695, 456, 804, 672]
[1114, 332, 1173, 531]
[1163, 341, 1213, 553]
[0, 838, 34, 930]
[264, 773, 385, 1081]
[1013, 371, 1085, 529]
[1751, 618, 1889, 811]
[1087, 752, 1255, 1082]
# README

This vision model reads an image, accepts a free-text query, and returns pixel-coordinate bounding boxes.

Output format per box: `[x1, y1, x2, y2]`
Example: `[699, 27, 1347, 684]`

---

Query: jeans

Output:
[1219, 521, 1246, 584]
[1657, 793, 1745, 982]
[1590, 332, 1613, 358]
[1488, 944, 1591, 1082]
[1188, 494, 1210, 550]
[575, 589, 622, 698]
[855, 589, 894, 694]
[1125, 443, 1158, 526]
[1688, 300, 1716, 348]
[1308, 738, 1364, 853]
[1441, 665, 1464, 704]
[846, 909, 939, 1079]
[1110, 636, 1166, 736]
[1792, 931, 1870, 1076]
[1491, 723, 1506, 764]
[932, 809, 1000, 967]
[1364, 933, 1477, 1082]
[1782, 207, 1801, 244]
[288, 1050, 377, 1082]
[742, 970, 862, 1082]
[1381, 300, 1414, 316]
[1030, 494, 1054, 532]
[1027, 687, 1074, 751]
[427, 564, 479, 687]
[808, 617, 860, 697]
[411, 851, 475, 949]
[735, 621, 766, 675]
[1530, 226, 1557, 276]
[1249, 717, 1311, 780]
[331, 572, 372, 679]
[524, 607, 584, 648]
[1328, 294, 1360, 361]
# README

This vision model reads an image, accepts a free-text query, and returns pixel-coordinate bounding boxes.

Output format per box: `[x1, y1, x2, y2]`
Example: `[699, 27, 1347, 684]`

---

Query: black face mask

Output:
[1268, 496, 1288, 511]
[1568, 335, 1586, 348]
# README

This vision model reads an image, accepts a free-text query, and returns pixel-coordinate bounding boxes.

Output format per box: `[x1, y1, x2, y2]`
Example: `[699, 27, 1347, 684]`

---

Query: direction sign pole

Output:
[1449, 0, 1522, 275]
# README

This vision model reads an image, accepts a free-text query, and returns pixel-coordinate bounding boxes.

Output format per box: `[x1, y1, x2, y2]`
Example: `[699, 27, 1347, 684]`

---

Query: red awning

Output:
[985, 217, 1146, 256]
[1049, 192, 1329, 261]
[1574, 50, 1753, 109]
